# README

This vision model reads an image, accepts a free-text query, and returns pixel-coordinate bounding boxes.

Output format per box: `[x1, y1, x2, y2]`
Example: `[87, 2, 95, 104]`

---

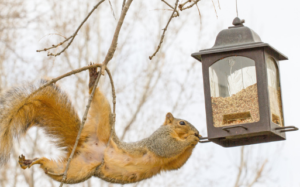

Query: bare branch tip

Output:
[178, 4, 183, 10]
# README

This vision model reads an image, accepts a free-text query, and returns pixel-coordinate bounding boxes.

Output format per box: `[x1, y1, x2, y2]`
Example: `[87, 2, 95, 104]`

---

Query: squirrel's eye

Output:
[179, 121, 185, 125]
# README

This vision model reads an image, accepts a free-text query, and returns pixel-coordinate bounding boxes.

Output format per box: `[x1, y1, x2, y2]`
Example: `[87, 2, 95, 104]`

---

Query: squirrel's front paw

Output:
[187, 135, 200, 146]
[18, 155, 37, 169]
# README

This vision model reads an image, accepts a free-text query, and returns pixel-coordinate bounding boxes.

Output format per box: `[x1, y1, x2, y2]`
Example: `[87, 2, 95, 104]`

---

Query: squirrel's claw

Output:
[19, 154, 27, 169]
[18, 154, 37, 170]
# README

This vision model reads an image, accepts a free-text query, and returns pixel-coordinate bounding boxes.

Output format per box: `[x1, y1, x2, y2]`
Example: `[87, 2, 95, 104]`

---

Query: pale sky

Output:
[2, 0, 300, 186]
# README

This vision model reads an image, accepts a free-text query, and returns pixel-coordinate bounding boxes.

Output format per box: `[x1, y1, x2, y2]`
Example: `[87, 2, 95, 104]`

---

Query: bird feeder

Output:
[192, 17, 298, 147]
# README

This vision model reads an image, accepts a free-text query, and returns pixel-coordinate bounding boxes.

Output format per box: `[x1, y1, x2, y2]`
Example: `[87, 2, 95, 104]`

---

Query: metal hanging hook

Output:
[236, 0, 238, 17]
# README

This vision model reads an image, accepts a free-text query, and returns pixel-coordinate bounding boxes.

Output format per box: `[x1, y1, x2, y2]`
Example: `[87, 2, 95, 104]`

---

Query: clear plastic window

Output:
[209, 56, 260, 127]
[266, 57, 284, 126]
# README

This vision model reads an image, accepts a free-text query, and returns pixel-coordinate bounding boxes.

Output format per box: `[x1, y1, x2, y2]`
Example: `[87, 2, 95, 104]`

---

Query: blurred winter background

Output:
[0, 0, 299, 186]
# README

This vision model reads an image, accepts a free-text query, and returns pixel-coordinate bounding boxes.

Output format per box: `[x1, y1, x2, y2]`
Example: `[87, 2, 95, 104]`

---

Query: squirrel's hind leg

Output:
[18, 155, 58, 173]
[87, 64, 112, 143]
[18, 154, 99, 184]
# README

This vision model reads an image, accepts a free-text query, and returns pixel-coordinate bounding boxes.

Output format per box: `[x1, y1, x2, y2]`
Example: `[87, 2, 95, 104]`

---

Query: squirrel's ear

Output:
[164, 112, 174, 125]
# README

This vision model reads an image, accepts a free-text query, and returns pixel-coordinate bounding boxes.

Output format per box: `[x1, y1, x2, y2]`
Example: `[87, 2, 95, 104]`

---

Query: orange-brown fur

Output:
[94, 138, 197, 184]
[0, 66, 200, 184]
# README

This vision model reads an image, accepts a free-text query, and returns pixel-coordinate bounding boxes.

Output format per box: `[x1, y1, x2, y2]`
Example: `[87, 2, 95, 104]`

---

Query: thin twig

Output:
[101, 0, 134, 75]
[178, 0, 191, 10]
[38, 33, 67, 42]
[218, 0, 221, 9]
[247, 160, 268, 187]
[91, 67, 116, 175]
[24, 64, 103, 101]
[120, 71, 152, 140]
[122, 0, 126, 10]
[152, 9, 174, 12]
[149, 0, 179, 60]
[102, 68, 116, 160]
[171, 63, 194, 112]
[59, 65, 104, 187]
[161, 0, 179, 17]
[181, 0, 200, 10]
[36, 0, 105, 57]
[234, 146, 244, 187]
[36, 36, 72, 53]
[211, 0, 218, 18]
[195, 3, 202, 30]
[106, 68, 116, 122]
[120, 57, 163, 139]
[63, 50, 86, 84]
[108, 0, 116, 20]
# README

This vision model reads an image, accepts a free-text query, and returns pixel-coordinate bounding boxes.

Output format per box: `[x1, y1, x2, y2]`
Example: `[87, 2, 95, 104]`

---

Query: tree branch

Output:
[108, 0, 116, 20]
[211, 0, 218, 18]
[106, 66, 116, 123]
[247, 160, 268, 187]
[120, 57, 162, 140]
[195, 3, 202, 29]
[59, 65, 103, 187]
[181, 0, 201, 11]
[122, 0, 126, 10]
[178, 0, 191, 10]
[57, 1, 134, 185]
[161, 0, 179, 17]
[149, 0, 179, 60]
[55, 64, 115, 186]
[101, 0, 133, 75]
[120, 73, 152, 140]
[24, 64, 102, 102]
[234, 146, 244, 187]
[36, 0, 105, 57]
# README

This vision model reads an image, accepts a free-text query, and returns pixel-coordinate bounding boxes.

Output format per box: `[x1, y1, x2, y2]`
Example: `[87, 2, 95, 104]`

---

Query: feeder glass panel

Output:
[209, 56, 260, 127]
[266, 57, 284, 127]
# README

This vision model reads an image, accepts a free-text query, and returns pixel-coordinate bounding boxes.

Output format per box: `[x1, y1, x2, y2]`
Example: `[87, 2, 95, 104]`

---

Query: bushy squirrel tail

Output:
[0, 80, 82, 166]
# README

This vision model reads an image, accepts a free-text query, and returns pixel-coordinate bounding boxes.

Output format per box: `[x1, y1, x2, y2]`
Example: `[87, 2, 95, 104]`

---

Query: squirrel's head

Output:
[163, 112, 201, 140]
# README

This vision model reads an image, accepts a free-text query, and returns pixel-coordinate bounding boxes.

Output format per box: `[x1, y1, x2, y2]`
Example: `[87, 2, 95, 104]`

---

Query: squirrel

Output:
[0, 65, 201, 184]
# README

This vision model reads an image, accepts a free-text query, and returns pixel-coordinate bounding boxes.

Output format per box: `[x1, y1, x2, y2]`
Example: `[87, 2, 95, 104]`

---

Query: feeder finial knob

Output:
[233, 17, 245, 26]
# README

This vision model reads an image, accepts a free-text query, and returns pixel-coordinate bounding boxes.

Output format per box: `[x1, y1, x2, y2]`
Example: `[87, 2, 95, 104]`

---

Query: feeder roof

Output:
[192, 17, 288, 61]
